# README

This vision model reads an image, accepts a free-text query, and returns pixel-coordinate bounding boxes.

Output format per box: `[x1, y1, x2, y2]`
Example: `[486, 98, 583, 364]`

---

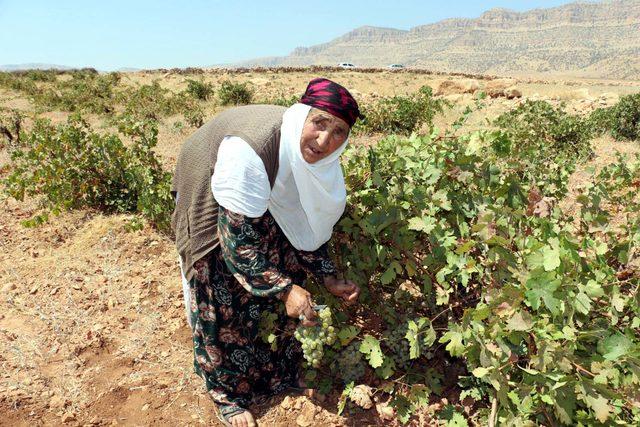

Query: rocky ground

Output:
[1, 70, 639, 426]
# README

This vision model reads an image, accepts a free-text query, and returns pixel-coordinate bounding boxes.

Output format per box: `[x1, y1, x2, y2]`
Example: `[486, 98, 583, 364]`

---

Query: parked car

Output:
[388, 64, 404, 69]
[337, 62, 356, 69]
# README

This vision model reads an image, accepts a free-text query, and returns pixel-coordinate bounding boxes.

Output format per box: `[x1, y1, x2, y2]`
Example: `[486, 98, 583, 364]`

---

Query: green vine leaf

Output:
[375, 357, 396, 379]
[380, 266, 396, 285]
[585, 394, 611, 424]
[573, 292, 592, 315]
[337, 381, 354, 415]
[359, 335, 385, 368]
[553, 388, 576, 425]
[525, 270, 562, 315]
[405, 317, 436, 359]
[598, 333, 632, 361]
[471, 367, 490, 378]
[337, 326, 360, 346]
[390, 394, 412, 424]
[542, 243, 561, 272]
[439, 330, 465, 357]
[446, 412, 468, 427]
[408, 215, 437, 233]
[506, 311, 533, 331]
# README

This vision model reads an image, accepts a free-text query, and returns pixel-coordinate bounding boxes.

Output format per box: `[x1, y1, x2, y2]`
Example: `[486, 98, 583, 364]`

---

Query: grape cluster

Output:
[334, 341, 366, 384]
[383, 324, 411, 369]
[293, 307, 336, 368]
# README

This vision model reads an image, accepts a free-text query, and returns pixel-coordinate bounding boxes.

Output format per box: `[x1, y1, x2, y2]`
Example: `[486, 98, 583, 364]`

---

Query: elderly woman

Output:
[171, 78, 361, 427]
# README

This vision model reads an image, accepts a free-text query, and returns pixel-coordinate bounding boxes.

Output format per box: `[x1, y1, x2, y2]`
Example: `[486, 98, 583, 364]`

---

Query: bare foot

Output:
[228, 410, 256, 427]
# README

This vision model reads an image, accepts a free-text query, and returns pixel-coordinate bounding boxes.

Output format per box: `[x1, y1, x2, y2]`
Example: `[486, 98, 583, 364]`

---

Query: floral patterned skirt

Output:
[188, 248, 303, 408]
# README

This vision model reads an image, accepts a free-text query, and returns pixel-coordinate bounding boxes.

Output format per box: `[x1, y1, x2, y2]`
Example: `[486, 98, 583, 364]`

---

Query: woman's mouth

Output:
[308, 146, 322, 155]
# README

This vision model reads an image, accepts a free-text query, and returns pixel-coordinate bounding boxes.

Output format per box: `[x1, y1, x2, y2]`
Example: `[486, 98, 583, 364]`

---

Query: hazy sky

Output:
[0, 0, 583, 70]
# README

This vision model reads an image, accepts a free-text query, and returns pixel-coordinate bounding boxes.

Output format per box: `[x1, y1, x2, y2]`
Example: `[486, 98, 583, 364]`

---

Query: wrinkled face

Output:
[299, 109, 350, 163]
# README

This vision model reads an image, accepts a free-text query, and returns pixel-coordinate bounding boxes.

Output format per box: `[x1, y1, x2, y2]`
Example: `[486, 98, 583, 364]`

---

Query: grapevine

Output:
[333, 341, 366, 384]
[383, 323, 411, 369]
[294, 307, 336, 368]
[335, 123, 640, 425]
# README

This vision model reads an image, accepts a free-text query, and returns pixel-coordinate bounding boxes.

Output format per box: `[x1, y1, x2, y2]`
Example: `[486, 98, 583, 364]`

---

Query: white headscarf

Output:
[268, 103, 348, 251]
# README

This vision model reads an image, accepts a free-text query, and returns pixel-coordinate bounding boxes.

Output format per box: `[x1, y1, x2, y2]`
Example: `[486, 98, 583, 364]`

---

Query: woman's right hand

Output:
[280, 285, 317, 327]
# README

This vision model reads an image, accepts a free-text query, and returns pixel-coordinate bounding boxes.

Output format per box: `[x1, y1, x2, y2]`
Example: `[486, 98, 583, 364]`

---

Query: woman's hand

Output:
[324, 276, 360, 304]
[280, 285, 317, 326]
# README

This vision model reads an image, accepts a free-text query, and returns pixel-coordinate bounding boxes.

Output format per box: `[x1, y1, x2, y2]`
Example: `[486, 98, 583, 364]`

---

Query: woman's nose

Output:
[317, 131, 330, 149]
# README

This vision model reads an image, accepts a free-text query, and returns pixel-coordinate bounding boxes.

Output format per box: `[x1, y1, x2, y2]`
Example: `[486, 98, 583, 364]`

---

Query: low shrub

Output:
[35, 71, 121, 114]
[19, 69, 59, 82]
[589, 94, 640, 141]
[609, 93, 640, 141]
[588, 106, 614, 136]
[218, 80, 254, 105]
[494, 100, 593, 159]
[183, 104, 205, 128]
[0, 72, 39, 95]
[493, 100, 593, 197]
[185, 79, 214, 101]
[265, 93, 299, 107]
[118, 81, 190, 120]
[2, 114, 173, 231]
[353, 86, 448, 135]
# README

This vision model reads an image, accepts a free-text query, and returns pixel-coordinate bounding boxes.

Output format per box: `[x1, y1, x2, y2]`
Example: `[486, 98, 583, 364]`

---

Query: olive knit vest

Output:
[171, 104, 287, 281]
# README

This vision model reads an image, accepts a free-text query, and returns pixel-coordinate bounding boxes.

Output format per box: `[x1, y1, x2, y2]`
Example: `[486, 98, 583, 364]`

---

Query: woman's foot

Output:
[218, 405, 256, 427]
[227, 410, 256, 427]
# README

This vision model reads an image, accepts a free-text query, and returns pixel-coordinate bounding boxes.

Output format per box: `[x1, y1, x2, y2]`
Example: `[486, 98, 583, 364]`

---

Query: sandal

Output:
[251, 394, 270, 406]
[217, 404, 254, 427]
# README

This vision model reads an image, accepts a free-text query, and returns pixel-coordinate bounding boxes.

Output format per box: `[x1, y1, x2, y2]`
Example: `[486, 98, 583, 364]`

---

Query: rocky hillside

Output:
[238, 0, 640, 80]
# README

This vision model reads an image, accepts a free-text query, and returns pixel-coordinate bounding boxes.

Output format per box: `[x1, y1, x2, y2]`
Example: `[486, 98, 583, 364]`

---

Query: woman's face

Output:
[299, 109, 350, 163]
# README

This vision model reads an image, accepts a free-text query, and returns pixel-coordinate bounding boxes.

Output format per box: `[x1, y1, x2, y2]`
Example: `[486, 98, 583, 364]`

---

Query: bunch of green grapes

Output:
[334, 341, 366, 383]
[383, 323, 411, 369]
[294, 307, 336, 368]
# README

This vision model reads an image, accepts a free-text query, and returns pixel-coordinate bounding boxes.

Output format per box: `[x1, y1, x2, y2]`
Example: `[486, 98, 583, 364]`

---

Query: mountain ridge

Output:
[0, 63, 74, 71]
[236, 0, 640, 80]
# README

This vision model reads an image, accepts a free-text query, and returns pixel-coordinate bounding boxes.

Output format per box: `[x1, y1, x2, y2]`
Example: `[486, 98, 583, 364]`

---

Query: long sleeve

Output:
[293, 243, 338, 282]
[212, 136, 271, 218]
[218, 206, 293, 298]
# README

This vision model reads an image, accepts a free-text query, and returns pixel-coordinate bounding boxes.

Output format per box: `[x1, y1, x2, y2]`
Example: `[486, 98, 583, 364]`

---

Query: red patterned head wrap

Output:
[299, 77, 362, 128]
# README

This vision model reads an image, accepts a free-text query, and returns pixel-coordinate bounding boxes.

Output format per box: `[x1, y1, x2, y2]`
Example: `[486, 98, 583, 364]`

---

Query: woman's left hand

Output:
[324, 276, 360, 304]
